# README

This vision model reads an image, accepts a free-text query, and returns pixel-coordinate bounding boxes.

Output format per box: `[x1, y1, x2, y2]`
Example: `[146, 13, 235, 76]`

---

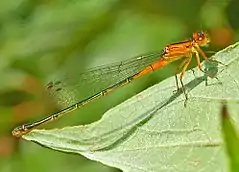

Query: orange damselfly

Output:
[12, 31, 221, 137]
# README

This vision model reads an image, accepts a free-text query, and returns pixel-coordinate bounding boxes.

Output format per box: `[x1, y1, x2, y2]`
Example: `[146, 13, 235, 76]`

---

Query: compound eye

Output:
[197, 32, 204, 41]
[197, 32, 202, 36]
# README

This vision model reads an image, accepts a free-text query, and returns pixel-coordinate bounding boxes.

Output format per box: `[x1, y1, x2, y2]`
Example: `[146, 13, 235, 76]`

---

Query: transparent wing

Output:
[46, 51, 163, 109]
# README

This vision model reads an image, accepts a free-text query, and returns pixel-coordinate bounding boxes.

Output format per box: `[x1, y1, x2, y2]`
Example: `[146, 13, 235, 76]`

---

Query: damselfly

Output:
[12, 31, 222, 137]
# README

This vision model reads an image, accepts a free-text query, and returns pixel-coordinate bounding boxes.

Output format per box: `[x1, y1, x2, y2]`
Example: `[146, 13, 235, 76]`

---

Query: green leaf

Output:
[221, 104, 239, 172]
[23, 42, 239, 172]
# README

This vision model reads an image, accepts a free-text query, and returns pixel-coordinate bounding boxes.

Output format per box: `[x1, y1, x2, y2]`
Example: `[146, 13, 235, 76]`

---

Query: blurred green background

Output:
[0, 0, 238, 172]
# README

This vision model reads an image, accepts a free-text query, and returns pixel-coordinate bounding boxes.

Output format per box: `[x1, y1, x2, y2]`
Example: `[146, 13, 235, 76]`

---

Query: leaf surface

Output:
[23, 42, 239, 172]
